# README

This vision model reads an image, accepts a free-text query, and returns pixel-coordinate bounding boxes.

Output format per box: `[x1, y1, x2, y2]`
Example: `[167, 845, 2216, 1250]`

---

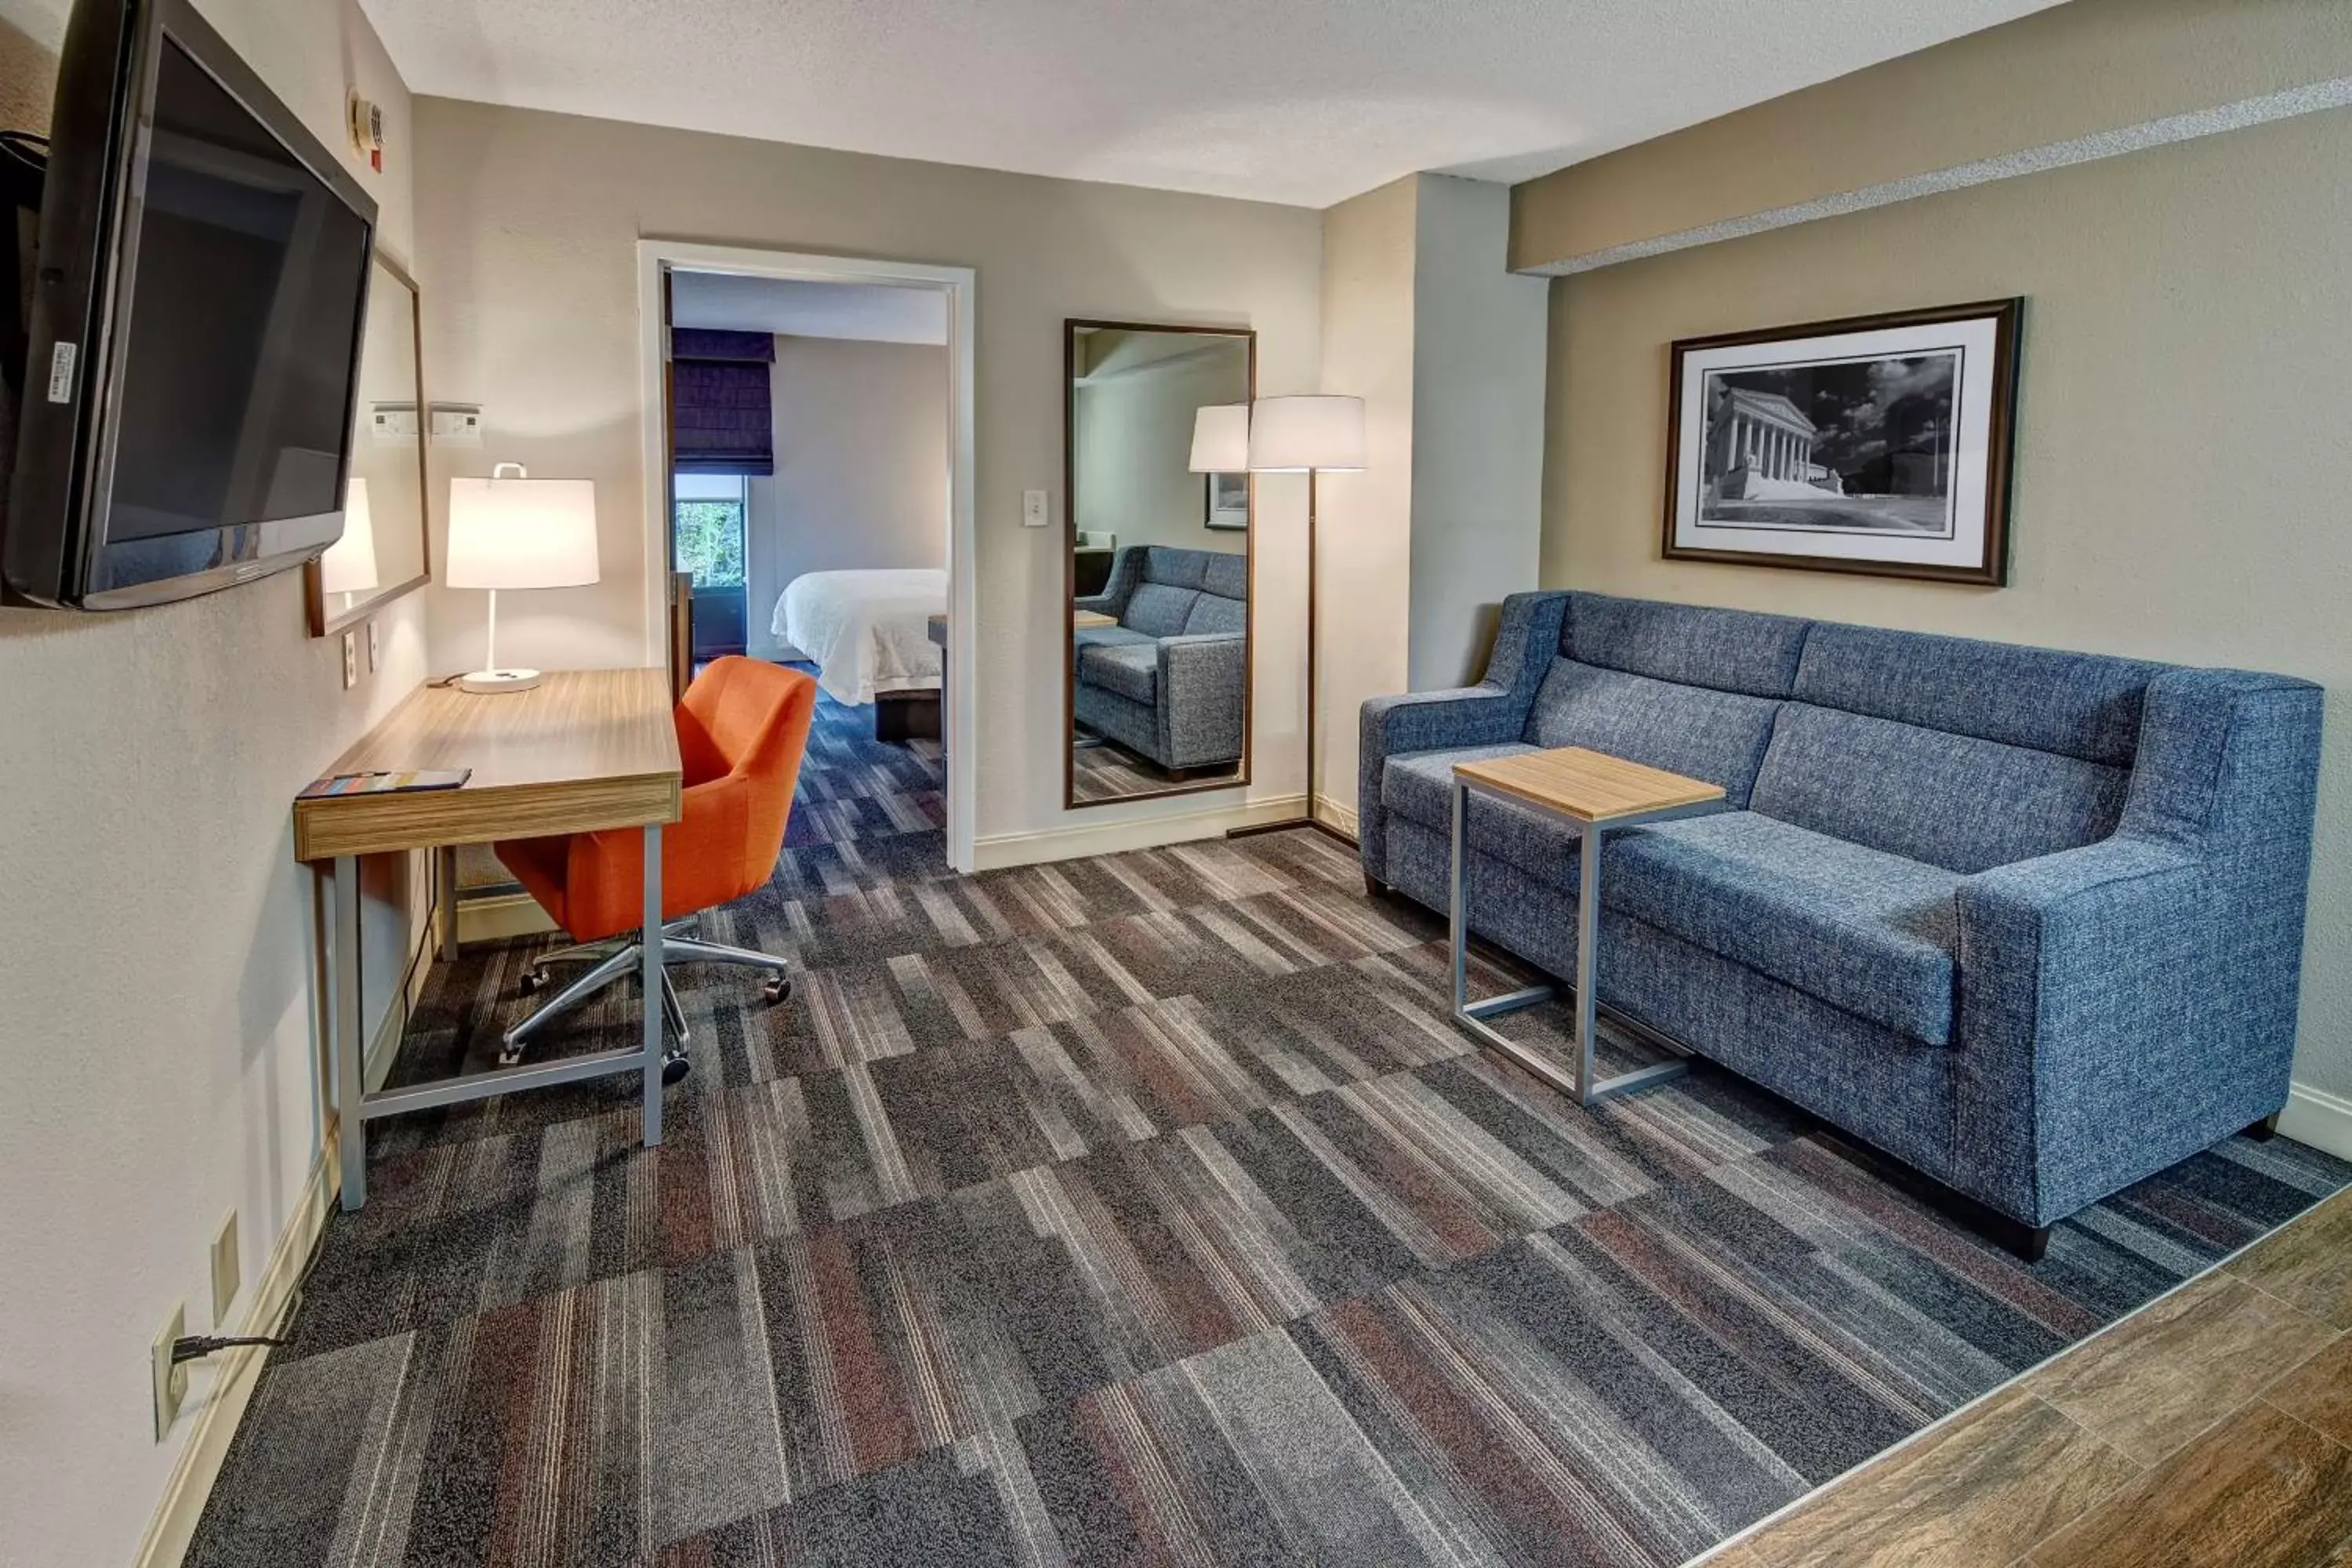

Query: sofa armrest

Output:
[1356, 590, 1566, 877]
[1954, 834, 2270, 1225]
[1156, 633, 1246, 768]
[1073, 590, 1120, 617]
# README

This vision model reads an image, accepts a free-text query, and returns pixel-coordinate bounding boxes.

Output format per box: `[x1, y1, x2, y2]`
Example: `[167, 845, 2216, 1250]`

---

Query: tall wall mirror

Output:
[307, 252, 430, 636]
[1064, 319, 1255, 806]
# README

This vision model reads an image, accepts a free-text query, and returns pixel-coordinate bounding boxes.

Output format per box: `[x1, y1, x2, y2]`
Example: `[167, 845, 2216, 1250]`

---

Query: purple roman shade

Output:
[671, 328, 775, 475]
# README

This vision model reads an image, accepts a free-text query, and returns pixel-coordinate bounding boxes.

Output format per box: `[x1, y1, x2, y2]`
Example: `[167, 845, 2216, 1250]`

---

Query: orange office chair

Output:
[493, 657, 816, 1083]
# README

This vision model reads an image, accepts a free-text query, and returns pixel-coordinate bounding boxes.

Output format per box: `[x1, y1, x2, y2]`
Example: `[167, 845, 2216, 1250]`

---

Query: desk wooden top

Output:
[294, 669, 682, 861]
[1453, 746, 1724, 825]
[1073, 609, 1117, 629]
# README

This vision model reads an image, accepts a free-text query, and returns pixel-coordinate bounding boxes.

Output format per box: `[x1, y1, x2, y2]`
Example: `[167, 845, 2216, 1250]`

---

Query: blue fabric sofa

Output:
[1361, 590, 2322, 1249]
[1075, 546, 1247, 772]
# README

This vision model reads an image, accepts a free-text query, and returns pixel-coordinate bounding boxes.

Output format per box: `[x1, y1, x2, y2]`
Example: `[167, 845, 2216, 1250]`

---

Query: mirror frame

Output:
[1062, 318, 1258, 811]
[307, 250, 433, 637]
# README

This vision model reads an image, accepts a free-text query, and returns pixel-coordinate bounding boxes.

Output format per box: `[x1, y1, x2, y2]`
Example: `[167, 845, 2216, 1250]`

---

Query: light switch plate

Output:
[1022, 489, 1050, 528]
[369, 402, 419, 441]
[341, 631, 358, 689]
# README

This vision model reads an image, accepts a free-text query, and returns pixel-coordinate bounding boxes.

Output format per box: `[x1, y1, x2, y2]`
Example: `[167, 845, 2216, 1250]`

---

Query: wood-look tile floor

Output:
[1704, 1185, 2352, 1567]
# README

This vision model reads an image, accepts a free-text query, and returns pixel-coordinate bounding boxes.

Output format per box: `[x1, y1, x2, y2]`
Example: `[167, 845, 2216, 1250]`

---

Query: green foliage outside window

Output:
[674, 500, 746, 588]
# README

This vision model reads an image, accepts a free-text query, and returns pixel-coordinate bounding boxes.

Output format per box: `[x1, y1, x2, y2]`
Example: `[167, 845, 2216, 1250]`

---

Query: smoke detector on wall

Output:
[348, 92, 383, 172]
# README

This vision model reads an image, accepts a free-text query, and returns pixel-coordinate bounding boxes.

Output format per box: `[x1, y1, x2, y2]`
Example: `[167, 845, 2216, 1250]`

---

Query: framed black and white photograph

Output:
[1664, 299, 2020, 584]
[1203, 471, 1249, 531]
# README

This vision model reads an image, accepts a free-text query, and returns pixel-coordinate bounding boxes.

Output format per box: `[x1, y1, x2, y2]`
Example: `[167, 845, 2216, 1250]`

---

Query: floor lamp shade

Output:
[1187, 403, 1250, 474]
[318, 477, 379, 597]
[446, 463, 601, 692]
[1247, 395, 1366, 473]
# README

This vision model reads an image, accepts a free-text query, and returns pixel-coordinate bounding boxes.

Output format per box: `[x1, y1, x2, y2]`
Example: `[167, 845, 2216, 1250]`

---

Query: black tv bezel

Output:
[4, 0, 379, 611]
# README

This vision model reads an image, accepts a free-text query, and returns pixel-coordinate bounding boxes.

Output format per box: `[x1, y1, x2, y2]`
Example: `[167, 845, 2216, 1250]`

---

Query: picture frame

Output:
[1663, 299, 2021, 585]
[1203, 470, 1249, 530]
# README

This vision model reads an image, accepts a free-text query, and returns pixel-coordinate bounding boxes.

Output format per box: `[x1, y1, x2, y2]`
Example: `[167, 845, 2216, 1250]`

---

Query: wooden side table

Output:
[1450, 746, 1724, 1104]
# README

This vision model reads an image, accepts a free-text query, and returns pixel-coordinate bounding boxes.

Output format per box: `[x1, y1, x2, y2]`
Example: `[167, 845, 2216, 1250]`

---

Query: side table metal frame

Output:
[1449, 772, 1716, 1105]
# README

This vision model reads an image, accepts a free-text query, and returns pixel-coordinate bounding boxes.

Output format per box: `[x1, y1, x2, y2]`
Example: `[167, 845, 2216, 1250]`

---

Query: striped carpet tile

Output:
[188, 680, 2352, 1568]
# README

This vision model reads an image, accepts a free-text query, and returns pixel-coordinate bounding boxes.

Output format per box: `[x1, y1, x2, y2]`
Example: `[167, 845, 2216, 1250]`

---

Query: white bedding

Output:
[774, 568, 946, 706]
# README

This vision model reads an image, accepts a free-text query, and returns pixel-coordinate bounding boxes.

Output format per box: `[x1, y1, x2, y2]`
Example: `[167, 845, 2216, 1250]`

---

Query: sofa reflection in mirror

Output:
[1073, 545, 1247, 789]
[1065, 320, 1254, 804]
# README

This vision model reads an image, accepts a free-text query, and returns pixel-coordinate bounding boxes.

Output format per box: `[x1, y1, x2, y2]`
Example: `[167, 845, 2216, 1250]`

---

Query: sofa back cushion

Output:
[1199, 552, 1247, 601]
[1142, 547, 1210, 590]
[1523, 661, 1781, 808]
[1563, 592, 1809, 699]
[1792, 622, 2165, 765]
[1184, 592, 1245, 636]
[1123, 582, 1200, 636]
[1751, 704, 2131, 873]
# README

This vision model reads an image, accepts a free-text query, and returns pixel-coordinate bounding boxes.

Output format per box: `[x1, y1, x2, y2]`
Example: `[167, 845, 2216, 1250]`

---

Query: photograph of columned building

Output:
[1698, 356, 1958, 535]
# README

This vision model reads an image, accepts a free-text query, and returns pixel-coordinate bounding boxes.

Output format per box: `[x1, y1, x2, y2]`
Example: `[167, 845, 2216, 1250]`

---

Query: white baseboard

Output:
[131, 1130, 336, 1568]
[2279, 1079, 2352, 1162]
[457, 890, 558, 943]
[973, 793, 1310, 869]
[1316, 797, 1359, 840]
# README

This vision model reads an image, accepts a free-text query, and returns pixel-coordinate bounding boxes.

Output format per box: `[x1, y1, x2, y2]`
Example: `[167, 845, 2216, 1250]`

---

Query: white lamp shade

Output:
[318, 477, 379, 595]
[1247, 394, 1366, 473]
[1187, 403, 1250, 474]
[445, 468, 601, 590]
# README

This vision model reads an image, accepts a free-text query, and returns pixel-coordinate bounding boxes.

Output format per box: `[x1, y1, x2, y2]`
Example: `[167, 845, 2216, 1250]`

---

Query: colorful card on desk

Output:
[300, 768, 471, 799]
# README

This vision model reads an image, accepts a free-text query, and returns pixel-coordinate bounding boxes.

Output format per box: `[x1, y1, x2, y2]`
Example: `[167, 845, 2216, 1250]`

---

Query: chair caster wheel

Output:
[761, 976, 793, 1005]
[521, 969, 547, 994]
[661, 1049, 691, 1087]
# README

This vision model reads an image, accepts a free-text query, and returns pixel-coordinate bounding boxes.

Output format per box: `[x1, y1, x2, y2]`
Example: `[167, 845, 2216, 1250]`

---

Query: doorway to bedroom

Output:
[640, 242, 978, 871]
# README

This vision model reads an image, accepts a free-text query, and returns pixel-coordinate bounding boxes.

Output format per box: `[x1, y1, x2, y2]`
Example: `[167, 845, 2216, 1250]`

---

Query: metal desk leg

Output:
[335, 855, 367, 1210]
[641, 823, 665, 1146]
[1576, 819, 1602, 1098]
[437, 844, 459, 962]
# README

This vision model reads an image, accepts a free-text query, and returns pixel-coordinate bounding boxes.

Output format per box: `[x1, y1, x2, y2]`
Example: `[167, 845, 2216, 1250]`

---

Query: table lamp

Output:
[1245, 394, 1365, 837]
[318, 477, 378, 609]
[445, 462, 600, 695]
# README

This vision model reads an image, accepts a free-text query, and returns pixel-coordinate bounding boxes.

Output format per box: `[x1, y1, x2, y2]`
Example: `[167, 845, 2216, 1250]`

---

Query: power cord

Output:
[170, 1334, 289, 1366]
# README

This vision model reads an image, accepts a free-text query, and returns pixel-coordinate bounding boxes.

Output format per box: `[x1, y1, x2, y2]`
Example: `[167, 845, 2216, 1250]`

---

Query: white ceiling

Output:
[668, 272, 949, 344]
[363, 0, 2067, 209]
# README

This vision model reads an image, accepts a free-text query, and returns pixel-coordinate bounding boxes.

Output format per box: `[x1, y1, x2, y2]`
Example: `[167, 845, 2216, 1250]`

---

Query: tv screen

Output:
[2, 0, 377, 610]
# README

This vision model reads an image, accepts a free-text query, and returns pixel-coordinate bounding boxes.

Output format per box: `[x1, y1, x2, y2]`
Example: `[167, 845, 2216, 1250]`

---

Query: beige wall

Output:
[749, 335, 949, 657]
[1070, 338, 1250, 557]
[1313, 176, 1418, 822]
[412, 98, 1323, 839]
[0, 1, 429, 1561]
[1512, 0, 2352, 272]
[1542, 104, 2352, 1109]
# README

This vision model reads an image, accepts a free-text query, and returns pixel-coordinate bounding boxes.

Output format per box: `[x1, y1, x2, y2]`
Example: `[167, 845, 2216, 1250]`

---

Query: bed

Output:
[772, 568, 946, 708]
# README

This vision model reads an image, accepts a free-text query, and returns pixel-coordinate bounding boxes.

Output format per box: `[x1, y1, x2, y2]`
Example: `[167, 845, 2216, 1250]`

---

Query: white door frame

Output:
[636, 240, 978, 871]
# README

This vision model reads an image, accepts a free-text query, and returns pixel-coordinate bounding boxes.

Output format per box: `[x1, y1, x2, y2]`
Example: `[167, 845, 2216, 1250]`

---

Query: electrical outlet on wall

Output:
[1022, 489, 1050, 528]
[366, 619, 380, 673]
[152, 1303, 187, 1440]
[210, 1211, 240, 1323]
[341, 630, 358, 689]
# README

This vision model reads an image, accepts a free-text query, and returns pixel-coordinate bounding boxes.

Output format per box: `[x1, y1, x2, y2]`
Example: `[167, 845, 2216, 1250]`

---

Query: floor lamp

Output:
[1231, 394, 1366, 841]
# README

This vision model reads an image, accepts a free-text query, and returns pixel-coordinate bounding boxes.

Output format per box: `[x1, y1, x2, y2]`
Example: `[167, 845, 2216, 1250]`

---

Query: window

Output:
[673, 472, 746, 589]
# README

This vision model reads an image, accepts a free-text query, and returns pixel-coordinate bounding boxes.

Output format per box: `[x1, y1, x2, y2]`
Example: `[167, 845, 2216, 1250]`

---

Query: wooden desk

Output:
[296, 670, 682, 1208]
[1448, 746, 1724, 1106]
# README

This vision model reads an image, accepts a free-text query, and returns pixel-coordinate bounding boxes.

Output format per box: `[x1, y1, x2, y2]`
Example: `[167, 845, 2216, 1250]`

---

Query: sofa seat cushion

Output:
[1073, 623, 1153, 655]
[1078, 641, 1158, 704]
[1381, 743, 1584, 887]
[1602, 811, 1961, 1045]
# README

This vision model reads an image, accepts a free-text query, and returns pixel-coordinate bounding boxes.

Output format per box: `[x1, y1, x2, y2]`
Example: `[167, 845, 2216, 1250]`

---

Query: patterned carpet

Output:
[1069, 735, 1240, 801]
[188, 686, 2350, 1568]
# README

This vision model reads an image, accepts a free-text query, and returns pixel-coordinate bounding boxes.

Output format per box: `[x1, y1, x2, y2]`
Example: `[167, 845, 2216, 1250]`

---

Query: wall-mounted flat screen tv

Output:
[3, 0, 377, 610]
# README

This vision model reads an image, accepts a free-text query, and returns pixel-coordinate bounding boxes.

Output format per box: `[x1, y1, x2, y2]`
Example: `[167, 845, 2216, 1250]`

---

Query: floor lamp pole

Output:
[1231, 467, 1351, 844]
